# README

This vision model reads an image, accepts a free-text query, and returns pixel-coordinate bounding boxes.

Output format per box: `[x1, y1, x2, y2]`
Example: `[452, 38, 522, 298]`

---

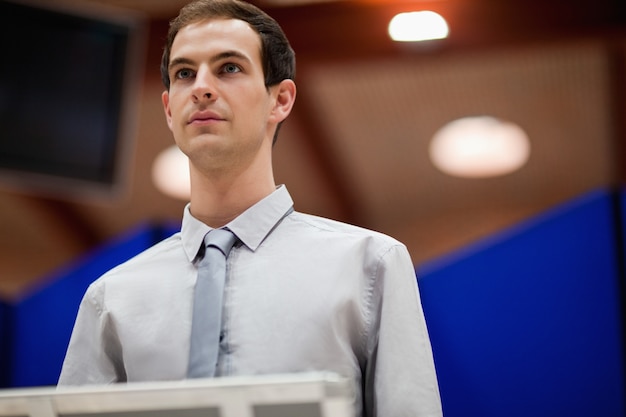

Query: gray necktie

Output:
[187, 228, 238, 378]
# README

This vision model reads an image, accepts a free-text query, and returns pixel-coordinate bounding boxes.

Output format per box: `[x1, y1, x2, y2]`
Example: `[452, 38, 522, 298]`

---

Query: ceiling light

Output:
[388, 11, 449, 42]
[152, 145, 190, 200]
[429, 116, 531, 178]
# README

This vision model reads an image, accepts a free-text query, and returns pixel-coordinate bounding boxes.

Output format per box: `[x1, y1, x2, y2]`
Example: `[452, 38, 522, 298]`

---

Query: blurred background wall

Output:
[1, 0, 625, 299]
[0, 1, 625, 415]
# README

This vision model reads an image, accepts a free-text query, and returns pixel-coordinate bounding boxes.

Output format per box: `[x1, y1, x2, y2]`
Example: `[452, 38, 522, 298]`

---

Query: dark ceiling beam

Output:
[609, 41, 626, 185]
[151, 0, 626, 76]
[21, 196, 102, 250]
[259, 0, 626, 63]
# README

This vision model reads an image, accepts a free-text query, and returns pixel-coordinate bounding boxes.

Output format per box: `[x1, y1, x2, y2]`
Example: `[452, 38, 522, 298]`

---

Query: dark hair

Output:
[161, 0, 295, 91]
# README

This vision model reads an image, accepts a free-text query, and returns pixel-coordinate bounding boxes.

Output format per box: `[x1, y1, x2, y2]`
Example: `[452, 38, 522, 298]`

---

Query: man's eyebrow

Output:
[211, 50, 251, 64]
[169, 50, 252, 71]
[169, 57, 194, 71]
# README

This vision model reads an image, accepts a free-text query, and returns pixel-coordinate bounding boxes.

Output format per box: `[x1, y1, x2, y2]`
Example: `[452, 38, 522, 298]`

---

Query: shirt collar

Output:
[181, 185, 294, 262]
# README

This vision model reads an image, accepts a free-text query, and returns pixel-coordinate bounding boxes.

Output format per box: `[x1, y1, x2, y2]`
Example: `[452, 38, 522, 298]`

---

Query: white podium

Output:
[0, 373, 354, 417]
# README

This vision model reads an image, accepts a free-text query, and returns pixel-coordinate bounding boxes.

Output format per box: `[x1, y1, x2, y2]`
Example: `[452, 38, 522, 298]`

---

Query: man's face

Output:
[162, 18, 279, 174]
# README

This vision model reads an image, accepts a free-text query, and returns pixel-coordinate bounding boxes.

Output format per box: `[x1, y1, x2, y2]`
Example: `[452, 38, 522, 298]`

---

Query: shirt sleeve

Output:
[363, 244, 443, 417]
[57, 282, 126, 385]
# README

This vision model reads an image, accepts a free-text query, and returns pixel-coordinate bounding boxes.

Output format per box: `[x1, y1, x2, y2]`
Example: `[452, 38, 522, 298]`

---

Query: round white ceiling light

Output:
[152, 145, 190, 200]
[429, 116, 531, 178]
[388, 11, 449, 42]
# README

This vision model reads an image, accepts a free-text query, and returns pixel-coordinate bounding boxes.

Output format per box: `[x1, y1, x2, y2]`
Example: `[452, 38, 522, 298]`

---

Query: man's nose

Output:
[192, 68, 217, 102]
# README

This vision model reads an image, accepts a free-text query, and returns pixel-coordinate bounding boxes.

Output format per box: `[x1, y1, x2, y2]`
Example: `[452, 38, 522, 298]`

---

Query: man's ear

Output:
[162, 90, 173, 130]
[270, 79, 296, 124]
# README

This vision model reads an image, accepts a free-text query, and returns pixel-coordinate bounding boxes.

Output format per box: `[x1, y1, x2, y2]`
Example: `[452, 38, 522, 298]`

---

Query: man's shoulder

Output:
[288, 211, 401, 246]
[91, 232, 184, 286]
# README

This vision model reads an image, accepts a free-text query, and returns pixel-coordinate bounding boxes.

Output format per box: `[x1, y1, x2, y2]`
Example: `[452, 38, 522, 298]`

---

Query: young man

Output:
[58, 1, 443, 416]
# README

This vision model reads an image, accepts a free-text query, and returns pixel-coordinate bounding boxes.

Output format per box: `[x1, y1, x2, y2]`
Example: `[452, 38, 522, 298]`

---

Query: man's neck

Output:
[188, 165, 276, 229]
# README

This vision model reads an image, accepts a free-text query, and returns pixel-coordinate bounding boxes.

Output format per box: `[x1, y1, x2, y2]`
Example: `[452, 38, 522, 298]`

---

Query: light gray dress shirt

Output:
[58, 185, 442, 417]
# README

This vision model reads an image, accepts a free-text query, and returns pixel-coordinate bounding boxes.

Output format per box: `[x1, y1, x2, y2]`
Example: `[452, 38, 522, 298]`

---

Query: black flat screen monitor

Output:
[0, 0, 145, 201]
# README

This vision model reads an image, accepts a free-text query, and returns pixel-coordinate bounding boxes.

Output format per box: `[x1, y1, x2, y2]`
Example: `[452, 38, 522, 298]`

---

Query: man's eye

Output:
[222, 64, 241, 74]
[175, 69, 194, 79]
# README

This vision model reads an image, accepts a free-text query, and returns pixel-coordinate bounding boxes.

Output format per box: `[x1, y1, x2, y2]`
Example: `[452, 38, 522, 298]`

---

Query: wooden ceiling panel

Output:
[301, 41, 614, 236]
[273, 118, 349, 219]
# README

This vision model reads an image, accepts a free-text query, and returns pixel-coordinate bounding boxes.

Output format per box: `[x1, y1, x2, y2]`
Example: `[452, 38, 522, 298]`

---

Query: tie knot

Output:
[204, 228, 238, 257]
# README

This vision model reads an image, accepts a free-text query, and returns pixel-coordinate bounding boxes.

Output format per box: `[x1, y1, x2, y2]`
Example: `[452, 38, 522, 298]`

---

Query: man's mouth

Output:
[188, 110, 224, 125]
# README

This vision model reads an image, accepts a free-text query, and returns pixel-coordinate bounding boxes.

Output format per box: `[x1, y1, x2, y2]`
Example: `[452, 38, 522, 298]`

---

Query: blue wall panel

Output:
[417, 189, 625, 417]
[0, 300, 10, 387]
